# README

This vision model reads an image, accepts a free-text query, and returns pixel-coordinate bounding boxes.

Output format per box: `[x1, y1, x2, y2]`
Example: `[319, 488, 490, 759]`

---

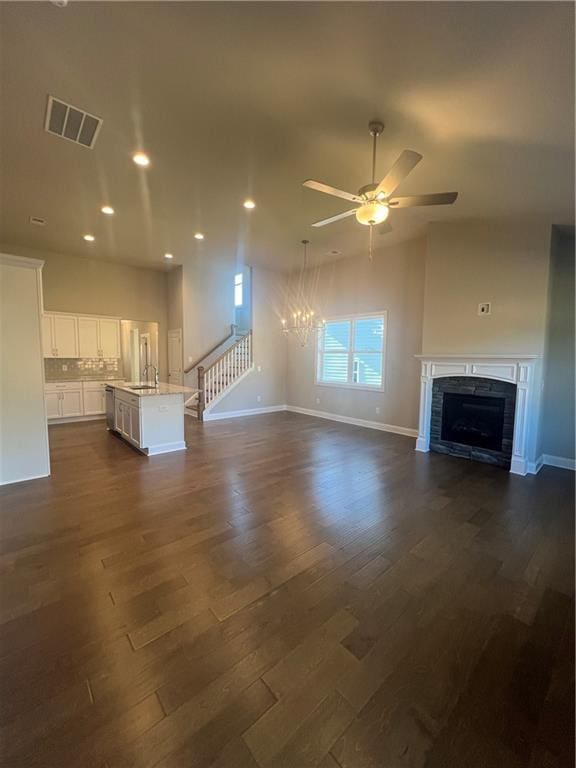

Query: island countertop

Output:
[108, 382, 196, 397]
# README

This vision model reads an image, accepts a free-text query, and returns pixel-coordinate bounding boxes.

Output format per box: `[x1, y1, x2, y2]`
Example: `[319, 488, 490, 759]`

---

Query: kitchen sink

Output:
[128, 384, 158, 390]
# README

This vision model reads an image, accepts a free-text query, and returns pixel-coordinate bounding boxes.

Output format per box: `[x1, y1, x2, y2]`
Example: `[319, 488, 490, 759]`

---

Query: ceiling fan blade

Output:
[311, 208, 358, 227]
[303, 179, 361, 203]
[375, 150, 423, 198]
[389, 192, 458, 208]
[377, 221, 393, 235]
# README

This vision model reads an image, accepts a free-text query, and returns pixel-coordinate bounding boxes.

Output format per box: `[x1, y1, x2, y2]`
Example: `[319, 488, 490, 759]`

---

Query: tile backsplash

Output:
[45, 358, 123, 382]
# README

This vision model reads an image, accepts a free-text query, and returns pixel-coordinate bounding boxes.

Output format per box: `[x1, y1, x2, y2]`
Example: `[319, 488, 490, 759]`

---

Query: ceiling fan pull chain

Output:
[369, 224, 373, 260]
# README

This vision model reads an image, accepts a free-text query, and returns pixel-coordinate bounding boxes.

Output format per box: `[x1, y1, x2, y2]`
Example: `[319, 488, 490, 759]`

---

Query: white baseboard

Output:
[285, 405, 418, 438]
[203, 405, 287, 422]
[145, 441, 187, 455]
[541, 454, 576, 471]
[0, 470, 50, 486]
[48, 414, 105, 424]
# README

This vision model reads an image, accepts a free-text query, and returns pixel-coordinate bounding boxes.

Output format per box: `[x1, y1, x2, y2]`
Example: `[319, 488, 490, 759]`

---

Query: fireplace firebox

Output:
[441, 392, 505, 451]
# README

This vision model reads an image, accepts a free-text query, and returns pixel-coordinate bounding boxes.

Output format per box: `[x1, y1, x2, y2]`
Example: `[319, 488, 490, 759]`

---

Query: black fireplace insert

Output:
[441, 392, 506, 451]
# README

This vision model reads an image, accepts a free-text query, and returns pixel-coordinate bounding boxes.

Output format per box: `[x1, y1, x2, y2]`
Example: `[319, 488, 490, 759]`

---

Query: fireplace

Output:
[415, 355, 541, 475]
[429, 377, 516, 468]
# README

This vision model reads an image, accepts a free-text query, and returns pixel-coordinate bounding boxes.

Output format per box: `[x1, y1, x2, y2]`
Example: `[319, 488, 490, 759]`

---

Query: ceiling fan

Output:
[303, 121, 458, 254]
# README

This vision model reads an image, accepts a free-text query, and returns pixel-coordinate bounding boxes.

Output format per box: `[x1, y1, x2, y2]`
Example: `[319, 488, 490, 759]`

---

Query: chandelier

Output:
[281, 240, 325, 347]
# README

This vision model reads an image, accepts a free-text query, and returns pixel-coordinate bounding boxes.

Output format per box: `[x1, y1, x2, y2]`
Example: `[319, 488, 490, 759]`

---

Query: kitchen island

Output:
[107, 382, 195, 455]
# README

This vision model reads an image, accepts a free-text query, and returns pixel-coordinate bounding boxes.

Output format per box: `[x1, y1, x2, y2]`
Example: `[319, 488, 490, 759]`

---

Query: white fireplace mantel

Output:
[415, 354, 542, 476]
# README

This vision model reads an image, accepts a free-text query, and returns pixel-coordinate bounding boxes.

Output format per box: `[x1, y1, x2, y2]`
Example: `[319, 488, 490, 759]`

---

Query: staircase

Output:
[185, 331, 253, 421]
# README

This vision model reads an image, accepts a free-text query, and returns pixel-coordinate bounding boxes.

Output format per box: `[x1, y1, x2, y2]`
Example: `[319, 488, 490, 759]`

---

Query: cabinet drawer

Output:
[83, 381, 107, 392]
[115, 390, 140, 408]
[45, 381, 82, 392]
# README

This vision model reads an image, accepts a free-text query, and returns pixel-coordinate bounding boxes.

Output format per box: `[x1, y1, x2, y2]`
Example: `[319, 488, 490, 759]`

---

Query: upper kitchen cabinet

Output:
[42, 313, 79, 358]
[78, 316, 120, 358]
[98, 318, 121, 357]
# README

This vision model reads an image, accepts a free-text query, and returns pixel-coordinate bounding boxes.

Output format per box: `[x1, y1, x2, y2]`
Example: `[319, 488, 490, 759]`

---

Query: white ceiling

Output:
[0, 1, 574, 272]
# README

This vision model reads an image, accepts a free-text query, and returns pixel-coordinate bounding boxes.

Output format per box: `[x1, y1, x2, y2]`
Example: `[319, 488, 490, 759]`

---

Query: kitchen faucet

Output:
[143, 363, 159, 386]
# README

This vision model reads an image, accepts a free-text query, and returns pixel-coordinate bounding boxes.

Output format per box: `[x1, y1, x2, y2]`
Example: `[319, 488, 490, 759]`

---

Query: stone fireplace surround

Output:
[415, 355, 541, 476]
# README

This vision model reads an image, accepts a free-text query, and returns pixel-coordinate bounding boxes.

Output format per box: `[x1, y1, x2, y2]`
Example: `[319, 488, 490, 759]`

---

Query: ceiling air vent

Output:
[30, 216, 46, 226]
[44, 95, 102, 149]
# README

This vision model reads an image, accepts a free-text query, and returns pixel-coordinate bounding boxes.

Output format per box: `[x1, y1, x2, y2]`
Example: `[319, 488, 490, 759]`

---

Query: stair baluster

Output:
[194, 331, 253, 421]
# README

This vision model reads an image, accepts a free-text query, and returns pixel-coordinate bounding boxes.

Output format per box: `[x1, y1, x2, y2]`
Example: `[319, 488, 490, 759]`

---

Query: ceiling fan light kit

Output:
[303, 120, 458, 258]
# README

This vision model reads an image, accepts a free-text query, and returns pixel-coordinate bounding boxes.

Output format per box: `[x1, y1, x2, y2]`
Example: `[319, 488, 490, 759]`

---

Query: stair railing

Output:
[196, 331, 252, 421]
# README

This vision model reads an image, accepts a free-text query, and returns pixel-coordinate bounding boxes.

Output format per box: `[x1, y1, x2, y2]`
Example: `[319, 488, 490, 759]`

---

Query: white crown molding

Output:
[0, 252, 44, 270]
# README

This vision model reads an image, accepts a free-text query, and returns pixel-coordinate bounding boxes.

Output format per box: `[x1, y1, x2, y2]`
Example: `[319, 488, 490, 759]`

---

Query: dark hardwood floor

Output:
[0, 413, 573, 768]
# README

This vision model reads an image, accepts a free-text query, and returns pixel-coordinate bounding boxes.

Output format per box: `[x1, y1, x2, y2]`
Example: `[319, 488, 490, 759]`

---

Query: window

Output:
[234, 272, 243, 307]
[316, 313, 386, 389]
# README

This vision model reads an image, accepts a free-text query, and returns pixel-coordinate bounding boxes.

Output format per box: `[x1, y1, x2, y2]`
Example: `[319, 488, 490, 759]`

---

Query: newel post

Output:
[197, 365, 205, 422]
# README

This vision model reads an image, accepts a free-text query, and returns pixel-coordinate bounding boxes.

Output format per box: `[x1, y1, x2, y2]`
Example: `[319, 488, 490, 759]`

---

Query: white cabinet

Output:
[45, 382, 83, 418]
[60, 389, 83, 417]
[98, 319, 120, 357]
[78, 317, 99, 358]
[114, 392, 142, 447]
[43, 313, 120, 359]
[45, 380, 124, 420]
[78, 316, 120, 358]
[42, 314, 79, 358]
[45, 391, 61, 419]
[42, 315, 53, 358]
[83, 387, 106, 415]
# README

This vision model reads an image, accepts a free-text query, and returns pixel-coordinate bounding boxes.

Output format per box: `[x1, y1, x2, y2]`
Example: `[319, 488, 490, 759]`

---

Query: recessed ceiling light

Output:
[164, 253, 174, 260]
[132, 152, 150, 167]
[243, 199, 256, 209]
[194, 232, 205, 240]
[83, 234, 95, 242]
[101, 205, 115, 215]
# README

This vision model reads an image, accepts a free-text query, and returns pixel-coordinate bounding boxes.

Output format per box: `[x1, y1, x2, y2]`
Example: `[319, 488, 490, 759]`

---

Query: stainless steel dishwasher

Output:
[105, 385, 115, 430]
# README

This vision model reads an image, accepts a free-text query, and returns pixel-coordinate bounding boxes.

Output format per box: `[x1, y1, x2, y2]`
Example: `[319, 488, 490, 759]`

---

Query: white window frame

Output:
[234, 272, 243, 308]
[315, 311, 387, 392]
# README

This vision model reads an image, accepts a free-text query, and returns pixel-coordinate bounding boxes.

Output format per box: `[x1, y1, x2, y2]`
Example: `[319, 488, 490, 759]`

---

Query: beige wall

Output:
[422, 221, 551, 355]
[0, 244, 169, 378]
[0, 256, 50, 484]
[182, 254, 236, 376]
[539, 227, 575, 460]
[167, 265, 183, 333]
[286, 237, 427, 432]
[210, 267, 287, 413]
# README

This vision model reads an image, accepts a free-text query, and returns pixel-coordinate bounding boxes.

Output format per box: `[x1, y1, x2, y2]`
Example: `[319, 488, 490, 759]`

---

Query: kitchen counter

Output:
[110, 382, 195, 397]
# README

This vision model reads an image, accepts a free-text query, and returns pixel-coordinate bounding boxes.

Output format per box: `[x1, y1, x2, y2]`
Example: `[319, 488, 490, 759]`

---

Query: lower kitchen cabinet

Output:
[45, 380, 123, 420]
[60, 389, 83, 417]
[45, 391, 61, 419]
[44, 382, 83, 418]
[114, 394, 141, 447]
